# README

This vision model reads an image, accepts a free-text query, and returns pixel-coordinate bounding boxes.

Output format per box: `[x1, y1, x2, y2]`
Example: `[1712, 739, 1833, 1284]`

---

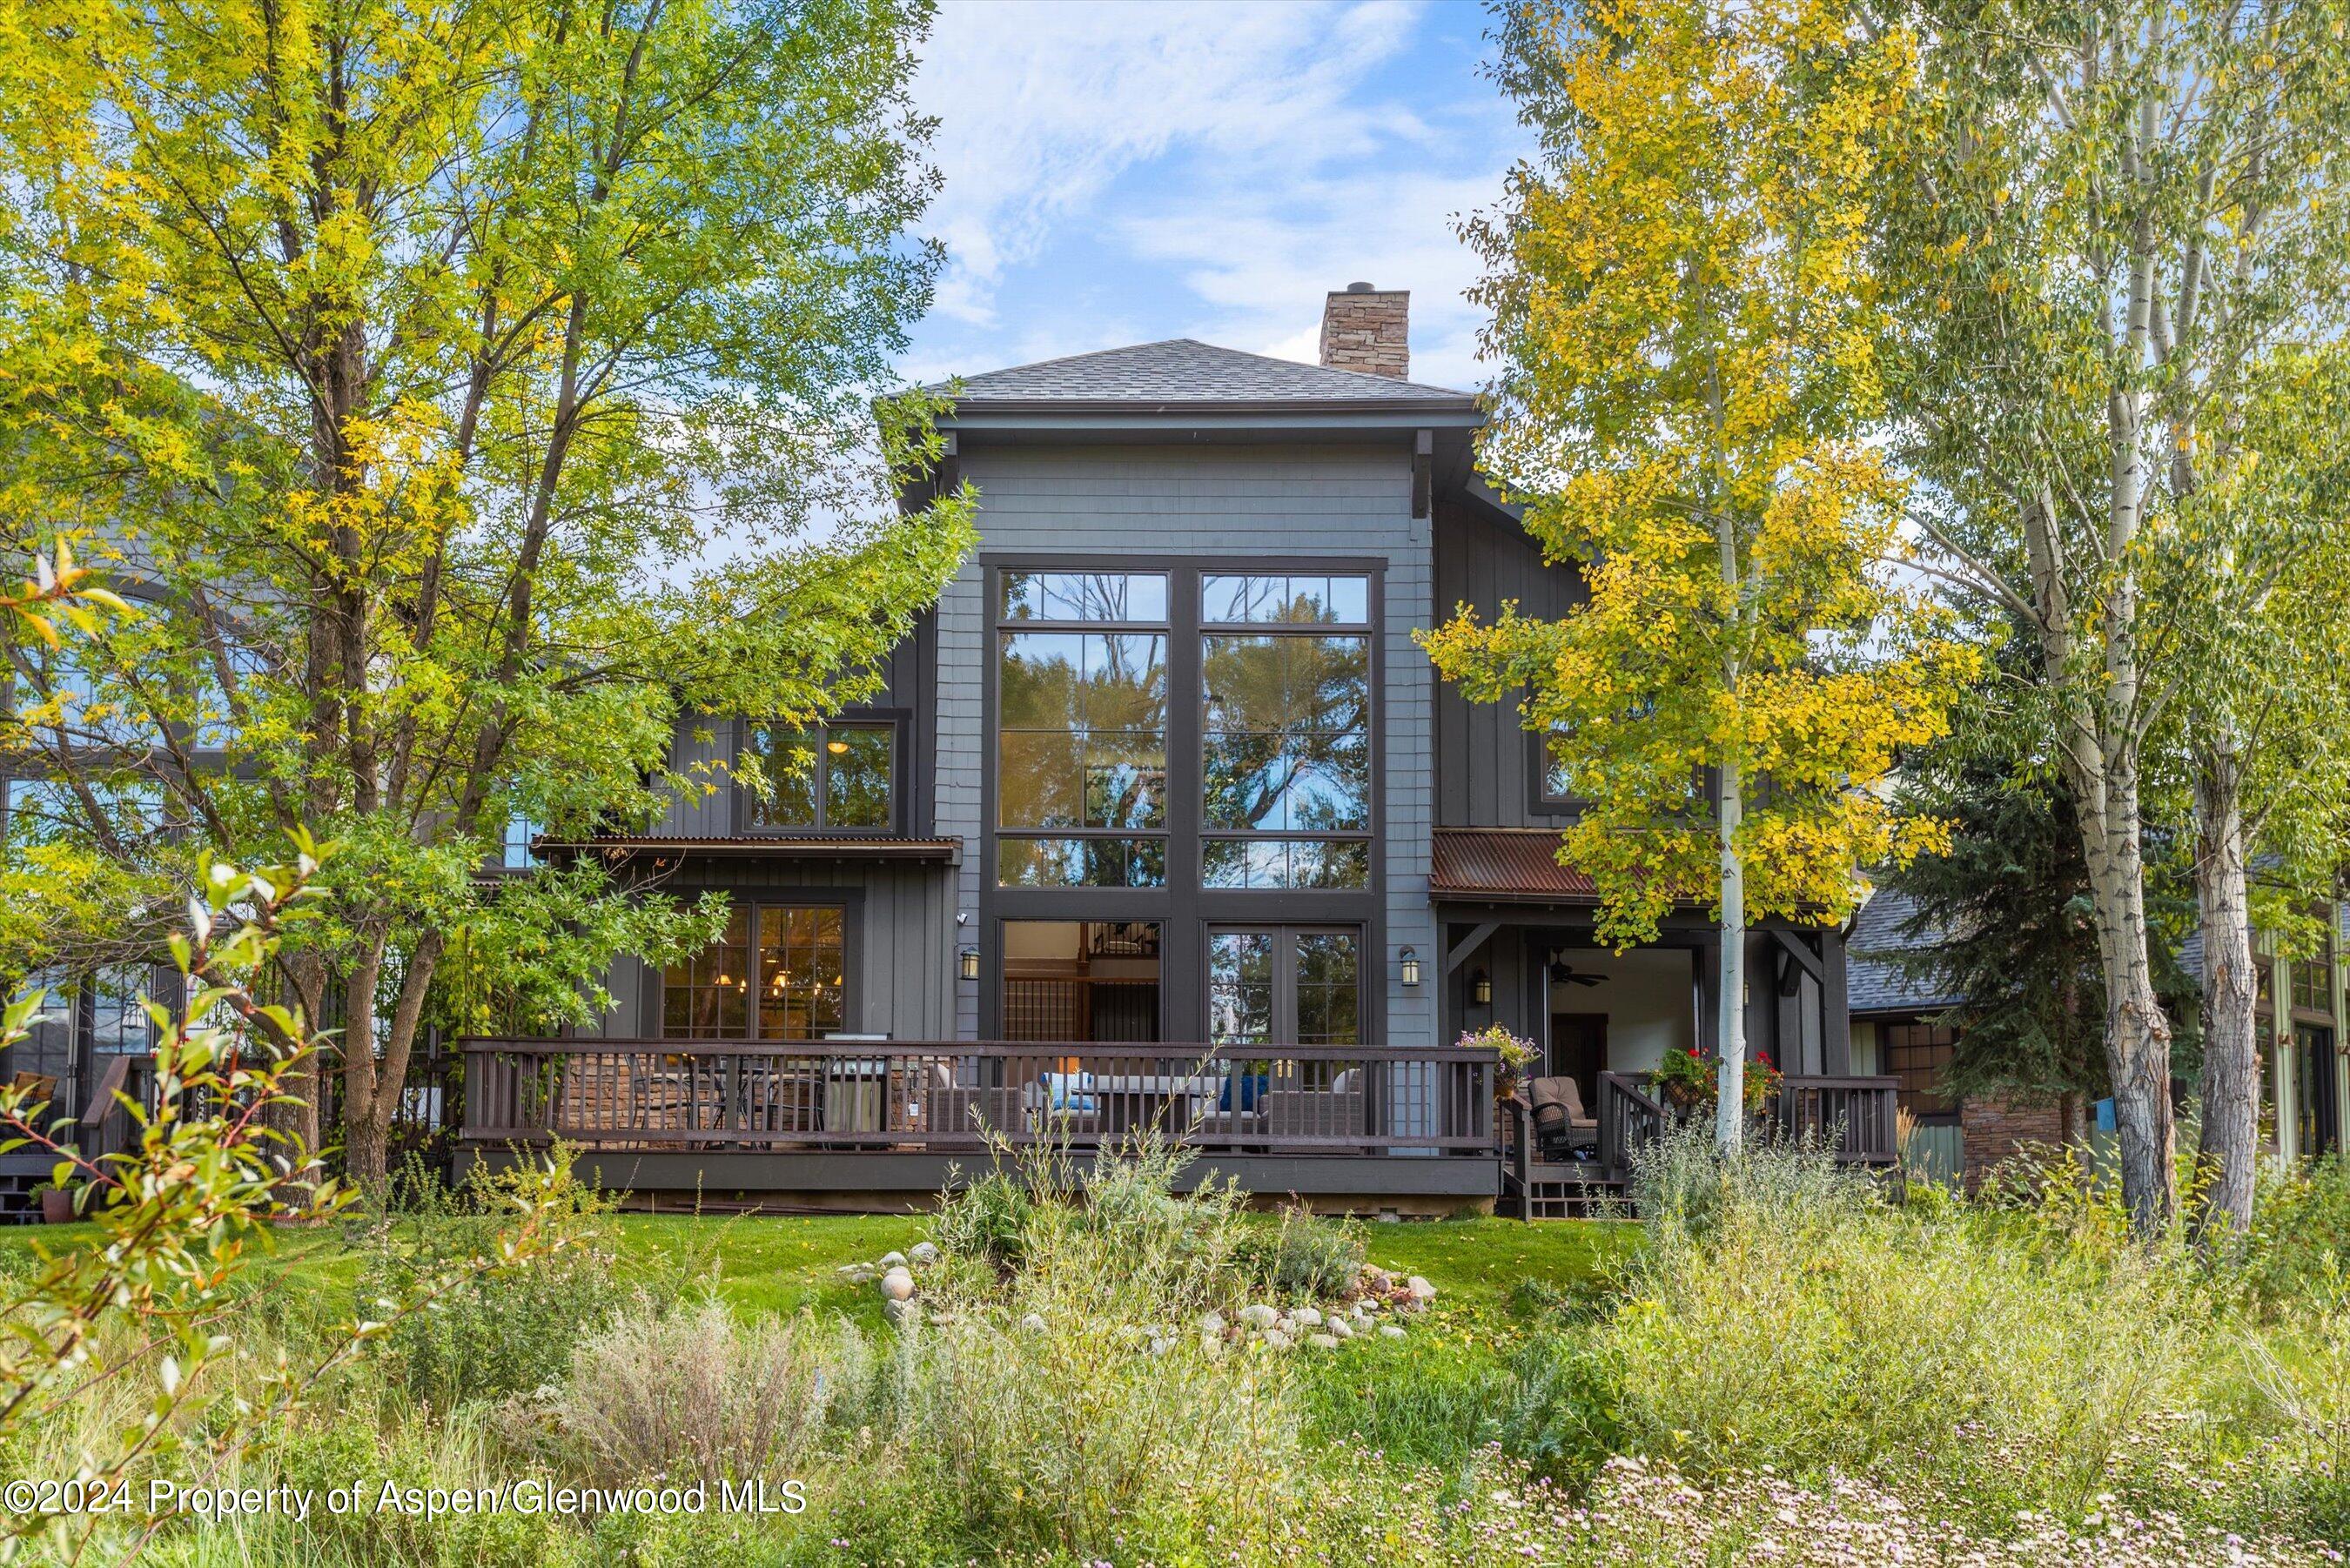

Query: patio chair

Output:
[1528, 1075, 1599, 1160]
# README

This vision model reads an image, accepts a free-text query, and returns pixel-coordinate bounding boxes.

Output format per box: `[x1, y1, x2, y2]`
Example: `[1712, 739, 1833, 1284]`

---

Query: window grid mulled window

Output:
[1881, 1021, 1957, 1120]
[743, 720, 897, 834]
[1200, 573, 1372, 891]
[995, 571, 1170, 888]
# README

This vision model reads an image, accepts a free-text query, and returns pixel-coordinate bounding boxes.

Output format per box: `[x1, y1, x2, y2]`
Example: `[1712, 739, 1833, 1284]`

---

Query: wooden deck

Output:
[456, 1038, 1507, 1212]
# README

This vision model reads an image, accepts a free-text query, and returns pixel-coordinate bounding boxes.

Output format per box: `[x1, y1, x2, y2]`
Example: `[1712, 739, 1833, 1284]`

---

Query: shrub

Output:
[1233, 1201, 1366, 1299]
[524, 1293, 847, 1486]
[358, 1150, 641, 1408]
[930, 1166, 1033, 1270]
[1601, 1125, 2221, 1527]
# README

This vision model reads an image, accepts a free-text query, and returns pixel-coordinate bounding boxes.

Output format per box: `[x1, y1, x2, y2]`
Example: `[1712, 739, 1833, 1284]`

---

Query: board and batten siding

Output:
[935, 440, 1439, 1048]
[591, 613, 952, 1042]
[643, 614, 937, 840]
[1431, 499, 1588, 828]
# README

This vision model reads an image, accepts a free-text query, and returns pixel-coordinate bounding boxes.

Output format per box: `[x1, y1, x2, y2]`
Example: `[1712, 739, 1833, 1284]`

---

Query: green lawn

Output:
[0, 1210, 1632, 1335]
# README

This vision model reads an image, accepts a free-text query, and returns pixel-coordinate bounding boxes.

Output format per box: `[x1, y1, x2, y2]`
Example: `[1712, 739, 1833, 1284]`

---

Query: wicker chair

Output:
[1528, 1075, 1599, 1158]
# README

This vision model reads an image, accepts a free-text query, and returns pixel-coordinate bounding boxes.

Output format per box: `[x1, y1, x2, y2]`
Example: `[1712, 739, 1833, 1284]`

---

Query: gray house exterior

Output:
[446, 287, 1892, 1215]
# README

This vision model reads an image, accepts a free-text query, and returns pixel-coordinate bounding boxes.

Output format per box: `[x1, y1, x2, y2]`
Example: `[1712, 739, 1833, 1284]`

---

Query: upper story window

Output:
[1201, 574, 1372, 889]
[742, 720, 898, 834]
[996, 572, 1169, 887]
[2293, 929, 2335, 1015]
[500, 810, 541, 870]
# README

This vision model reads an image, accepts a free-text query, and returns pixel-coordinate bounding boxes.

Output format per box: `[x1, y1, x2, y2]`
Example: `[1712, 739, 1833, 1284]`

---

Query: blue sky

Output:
[900, 1, 1528, 394]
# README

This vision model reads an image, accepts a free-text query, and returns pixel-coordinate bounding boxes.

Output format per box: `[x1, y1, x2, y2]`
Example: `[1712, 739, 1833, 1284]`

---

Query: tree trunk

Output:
[2078, 778, 2176, 1233]
[2192, 734, 2259, 1237]
[1716, 754, 1747, 1152]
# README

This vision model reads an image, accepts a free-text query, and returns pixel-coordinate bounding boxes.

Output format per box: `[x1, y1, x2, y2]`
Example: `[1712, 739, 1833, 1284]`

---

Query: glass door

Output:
[1206, 928, 1360, 1049]
[2297, 1024, 2339, 1159]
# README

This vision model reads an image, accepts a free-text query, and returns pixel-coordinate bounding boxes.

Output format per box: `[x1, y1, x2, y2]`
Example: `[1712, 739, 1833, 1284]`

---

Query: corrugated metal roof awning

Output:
[554, 836, 960, 865]
[1429, 828, 1597, 903]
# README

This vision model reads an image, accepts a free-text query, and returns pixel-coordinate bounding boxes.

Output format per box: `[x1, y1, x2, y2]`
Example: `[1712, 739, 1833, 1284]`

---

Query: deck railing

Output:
[1596, 1069, 1900, 1183]
[457, 1038, 1501, 1157]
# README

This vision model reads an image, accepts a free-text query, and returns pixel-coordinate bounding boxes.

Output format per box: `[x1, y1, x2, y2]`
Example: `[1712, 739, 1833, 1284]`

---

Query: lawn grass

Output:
[0, 1208, 1634, 1339]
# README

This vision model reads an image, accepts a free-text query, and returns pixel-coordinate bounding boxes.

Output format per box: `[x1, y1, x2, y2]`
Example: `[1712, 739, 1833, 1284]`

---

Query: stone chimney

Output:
[1319, 282, 1410, 379]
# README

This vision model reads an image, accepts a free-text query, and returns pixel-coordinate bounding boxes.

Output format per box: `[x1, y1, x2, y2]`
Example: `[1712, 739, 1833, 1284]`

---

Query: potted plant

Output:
[1458, 1024, 1539, 1104]
[1651, 1046, 1715, 1115]
[1744, 1050, 1783, 1116]
[34, 1181, 77, 1225]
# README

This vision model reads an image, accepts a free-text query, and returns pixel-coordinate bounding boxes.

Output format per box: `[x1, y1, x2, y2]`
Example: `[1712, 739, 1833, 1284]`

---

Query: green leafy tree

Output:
[1427, 0, 1977, 1148]
[0, 0, 976, 1178]
[1872, 0, 2350, 1230]
[0, 840, 581, 1560]
[1872, 628, 2201, 1109]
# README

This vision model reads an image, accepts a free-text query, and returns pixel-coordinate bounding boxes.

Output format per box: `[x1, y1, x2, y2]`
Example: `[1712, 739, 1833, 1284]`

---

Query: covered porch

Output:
[1430, 829, 1898, 1215]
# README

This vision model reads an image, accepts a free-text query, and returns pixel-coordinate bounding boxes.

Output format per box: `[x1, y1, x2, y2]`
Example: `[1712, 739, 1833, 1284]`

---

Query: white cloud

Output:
[913, 1, 1444, 317]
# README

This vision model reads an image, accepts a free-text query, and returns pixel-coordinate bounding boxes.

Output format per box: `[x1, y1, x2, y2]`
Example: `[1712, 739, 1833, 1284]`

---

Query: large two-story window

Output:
[1201, 574, 1371, 889]
[995, 571, 1169, 887]
[742, 720, 897, 834]
[661, 902, 848, 1039]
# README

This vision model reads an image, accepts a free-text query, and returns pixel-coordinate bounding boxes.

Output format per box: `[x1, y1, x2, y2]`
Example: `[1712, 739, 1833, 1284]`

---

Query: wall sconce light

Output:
[1472, 968, 1493, 1007]
[1399, 947, 1421, 988]
[958, 946, 980, 982]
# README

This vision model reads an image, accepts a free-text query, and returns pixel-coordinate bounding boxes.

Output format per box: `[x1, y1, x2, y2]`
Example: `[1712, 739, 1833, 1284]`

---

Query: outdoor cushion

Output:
[1217, 1072, 1271, 1112]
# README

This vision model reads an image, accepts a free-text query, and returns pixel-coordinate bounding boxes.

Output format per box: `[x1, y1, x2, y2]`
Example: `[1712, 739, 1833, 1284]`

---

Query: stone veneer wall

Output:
[1960, 1094, 2089, 1189]
[1318, 288, 1410, 379]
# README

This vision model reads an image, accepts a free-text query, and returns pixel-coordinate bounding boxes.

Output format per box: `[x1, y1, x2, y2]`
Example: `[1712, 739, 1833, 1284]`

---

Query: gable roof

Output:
[932, 338, 1476, 411]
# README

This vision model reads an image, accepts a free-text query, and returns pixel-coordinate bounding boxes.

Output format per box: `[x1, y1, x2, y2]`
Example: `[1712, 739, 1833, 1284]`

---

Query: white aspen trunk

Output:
[2193, 734, 2259, 1237]
[1716, 754, 1746, 1153]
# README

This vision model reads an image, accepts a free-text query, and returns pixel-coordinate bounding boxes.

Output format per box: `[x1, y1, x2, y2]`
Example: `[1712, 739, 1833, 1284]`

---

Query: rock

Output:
[1018, 1312, 1049, 1334]
[1405, 1276, 1437, 1304]
[878, 1250, 908, 1269]
[1239, 1304, 1280, 1330]
[1200, 1332, 1225, 1357]
[1291, 1305, 1323, 1328]
[1360, 1265, 1393, 1295]
[1261, 1328, 1293, 1350]
[882, 1297, 914, 1325]
[1327, 1315, 1353, 1339]
[879, 1267, 916, 1303]
[1147, 1335, 1172, 1357]
[1379, 1324, 1407, 1340]
[1354, 1297, 1381, 1315]
[1306, 1332, 1340, 1350]
[1198, 1310, 1227, 1337]
[909, 1241, 940, 1266]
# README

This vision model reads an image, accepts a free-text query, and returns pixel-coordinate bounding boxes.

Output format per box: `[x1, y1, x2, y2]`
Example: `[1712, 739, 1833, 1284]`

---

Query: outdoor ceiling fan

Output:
[1546, 951, 1606, 988]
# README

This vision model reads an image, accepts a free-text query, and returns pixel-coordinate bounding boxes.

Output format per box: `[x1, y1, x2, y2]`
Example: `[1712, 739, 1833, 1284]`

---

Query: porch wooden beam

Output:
[1446, 921, 1500, 974]
[1771, 928, 1824, 985]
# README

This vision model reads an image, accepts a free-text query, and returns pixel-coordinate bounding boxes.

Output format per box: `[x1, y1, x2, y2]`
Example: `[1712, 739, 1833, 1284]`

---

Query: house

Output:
[1846, 888, 2350, 1186]
[441, 283, 1896, 1217]
[3, 285, 1898, 1219]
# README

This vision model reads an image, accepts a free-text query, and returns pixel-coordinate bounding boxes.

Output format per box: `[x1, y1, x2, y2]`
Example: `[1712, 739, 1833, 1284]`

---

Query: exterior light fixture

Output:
[827, 739, 849, 754]
[1399, 947, 1421, 988]
[1472, 968, 1493, 1007]
[958, 946, 980, 982]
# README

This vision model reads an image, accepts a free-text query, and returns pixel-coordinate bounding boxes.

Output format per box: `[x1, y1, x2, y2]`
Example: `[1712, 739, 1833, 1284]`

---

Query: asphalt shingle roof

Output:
[1846, 888, 1967, 1015]
[932, 338, 1474, 406]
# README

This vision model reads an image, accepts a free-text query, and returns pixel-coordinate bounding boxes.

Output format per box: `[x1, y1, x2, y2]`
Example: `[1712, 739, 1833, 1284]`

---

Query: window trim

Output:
[735, 712, 906, 838]
[1880, 1017, 1958, 1122]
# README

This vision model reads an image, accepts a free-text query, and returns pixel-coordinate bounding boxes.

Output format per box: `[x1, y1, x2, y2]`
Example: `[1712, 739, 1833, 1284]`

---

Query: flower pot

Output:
[38, 1189, 76, 1225]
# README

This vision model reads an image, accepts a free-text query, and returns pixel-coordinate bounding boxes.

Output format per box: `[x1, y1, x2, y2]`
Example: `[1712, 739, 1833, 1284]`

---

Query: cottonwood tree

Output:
[0, 0, 975, 1179]
[1871, 0, 2350, 1231]
[1428, 0, 1976, 1150]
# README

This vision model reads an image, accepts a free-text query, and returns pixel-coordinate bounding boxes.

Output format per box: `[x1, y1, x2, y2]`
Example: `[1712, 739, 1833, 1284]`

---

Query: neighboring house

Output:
[1847, 889, 2350, 1186]
[451, 283, 1892, 1216]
